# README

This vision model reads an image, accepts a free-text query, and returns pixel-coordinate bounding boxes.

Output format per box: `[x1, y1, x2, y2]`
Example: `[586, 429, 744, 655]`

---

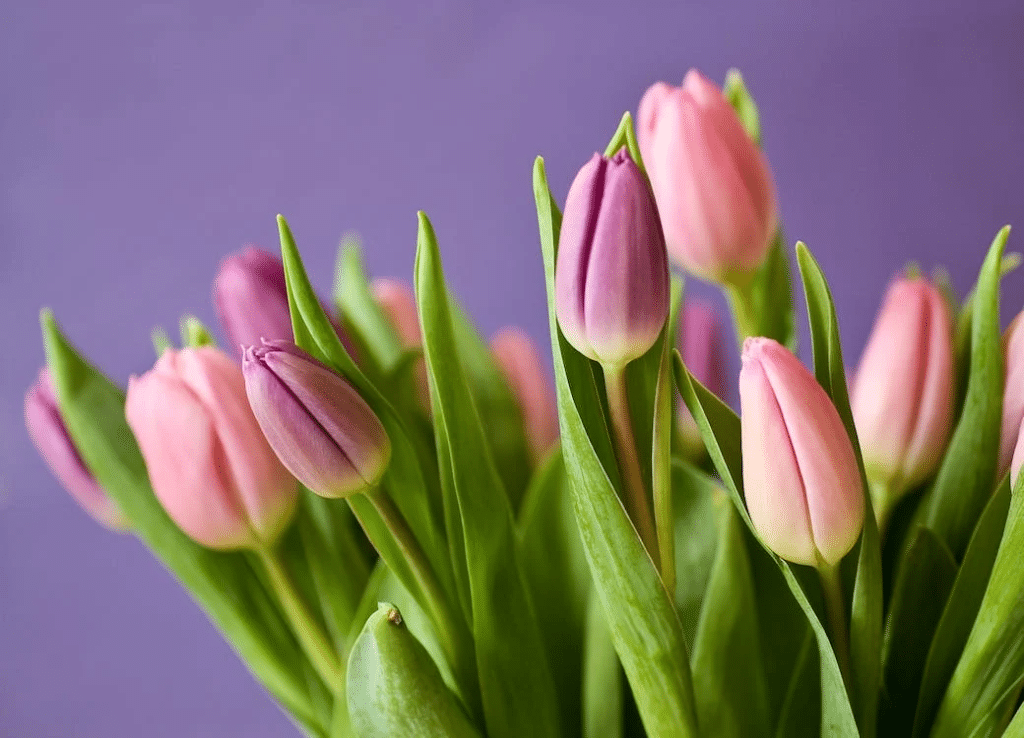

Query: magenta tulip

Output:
[676, 298, 725, 458]
[24, 369, 129, 531]
[243, 340, 390, 499]
[638, 69, 777, 285]
[126, 347, 297, 549]
[491, 327, 559, 463]
[740, 338, 864, 566]
[999, 311, 1024, 479]
[555, 149, 669, 366]
[851, 277, 954, 509]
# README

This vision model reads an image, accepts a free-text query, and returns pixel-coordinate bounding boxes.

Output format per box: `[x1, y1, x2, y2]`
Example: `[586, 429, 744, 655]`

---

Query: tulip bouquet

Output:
[24, 67, 1024, 738]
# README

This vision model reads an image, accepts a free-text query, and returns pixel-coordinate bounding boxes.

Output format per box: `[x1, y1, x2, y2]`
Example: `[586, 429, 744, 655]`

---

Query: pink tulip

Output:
[126, 346, 297, 549]
[371, 278, 422, 349]
[676, 299, 725, 457]
[24, 369, 129, 531]
[638, 69, 777, 285]
[851, 277, 954, 500]
[740, 338, 864, 566]
[999, 311, 1024, 479]
[490, 327, 559, 463]
[555, 149, 669, 366]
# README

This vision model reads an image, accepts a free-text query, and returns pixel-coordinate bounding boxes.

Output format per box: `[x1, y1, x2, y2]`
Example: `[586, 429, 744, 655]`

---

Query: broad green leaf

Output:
[179, 314, 216, 347]
[919, 227, 1010, 559]
[41, 312, 328, 737]
[416, 211, 560, 738]
[582, 593, 624, 738]
[929, 474, 1024, 738]
[912, 477, 1012, 738]
[347, 604, 481, 738]
[797, 242, 882, 737]
[674, 355, 860, 736]
[517, 447, 589, 738]
[671, 459, 722, 648]
[775, 631, 821, 738]
[877, 527, 957, 735]
[277, 216, 451, 607]
[691, 497, 771, 737]
[535, 157, 699, 737]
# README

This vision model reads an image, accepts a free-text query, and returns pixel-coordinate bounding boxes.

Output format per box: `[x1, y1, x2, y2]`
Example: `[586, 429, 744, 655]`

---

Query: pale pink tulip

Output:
[638, 69, 777, 285]
[126, 346, 297, 549]
[999, 311, 1024, 479]
[24, 369, 129, 531]
[851, 277, 954, 500]
[491, 327, 559, 463]
[740, 338, 864, 566]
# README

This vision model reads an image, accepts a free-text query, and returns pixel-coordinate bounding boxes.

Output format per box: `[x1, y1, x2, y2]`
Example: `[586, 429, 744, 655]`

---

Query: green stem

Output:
[725, 281, 759, 348]
[818, 560, 853, 693]
[601, 363, 659, 562]
[257, 545, 343, 690]
[871, 481, 896, 543]
[365, 486, 481, 719]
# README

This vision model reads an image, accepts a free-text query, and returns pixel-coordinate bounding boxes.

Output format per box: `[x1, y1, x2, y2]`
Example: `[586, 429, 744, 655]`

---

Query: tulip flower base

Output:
[27, 68, 1024, 738]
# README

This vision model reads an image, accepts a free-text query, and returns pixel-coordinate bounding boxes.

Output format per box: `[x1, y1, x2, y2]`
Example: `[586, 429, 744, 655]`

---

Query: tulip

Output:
[243, 340, 390, 498]
[851, 277, 954, 522]
[740, 337, 864, 567]
[554, 149, 669, 367]
[24, 369, 129, 531]
[126, 346, 297, 549]
[676, 298, 725, 458]
[999, 311, 1024, 479]
[371, 278, 422, 349]
[490, 327, 559, 463]
[214, 245, 353, 357]
[638, 69, 777, 285]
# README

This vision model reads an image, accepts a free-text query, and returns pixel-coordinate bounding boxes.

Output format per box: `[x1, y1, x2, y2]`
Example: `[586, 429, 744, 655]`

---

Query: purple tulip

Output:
[676, 298, 725, 458]
[740, 338, 864, 566]
[24, 369, 129, 531]
[554, 149, 670, 366]
[243, 340, 390, 498]
[851, 277, 954, 504]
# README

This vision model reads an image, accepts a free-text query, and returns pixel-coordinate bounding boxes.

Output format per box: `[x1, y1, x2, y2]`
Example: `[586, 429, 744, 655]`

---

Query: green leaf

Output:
[912, 476, 1012, 737]
[796, 242, 883, 737]
[346, 604, 481, 738]
[919, 227, 1010, 559]
[41, 312, 328, 737]
[535, 157, 699, 737]
[179, 314, 216, 348]
[416, 211, 560, 738]
[1001, 693, 1024, 738]
[774, 631, 821, 738]
[603, 111, 645, 173]
[582, 592, 624, 738]
[517, 447, 589, 738]
[691, 497, 771, 737]
[928, 474, 1024, 738]
[674, 354, 860, 737]
[723, 68, 761, 146]
[151, 326, 172, 355]
[878, 527, 957, 735]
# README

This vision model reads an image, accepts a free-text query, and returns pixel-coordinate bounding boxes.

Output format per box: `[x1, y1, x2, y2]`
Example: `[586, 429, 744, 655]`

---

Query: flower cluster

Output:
[26, 68, 1023, 738]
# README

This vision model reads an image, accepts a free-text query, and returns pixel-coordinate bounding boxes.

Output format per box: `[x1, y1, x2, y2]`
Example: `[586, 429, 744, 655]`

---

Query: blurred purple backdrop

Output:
[3, 1, 1024, 735]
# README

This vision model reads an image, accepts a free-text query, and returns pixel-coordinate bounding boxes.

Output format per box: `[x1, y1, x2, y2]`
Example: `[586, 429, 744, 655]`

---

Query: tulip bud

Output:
[555, 149, 669, 366]
[243, 340, 390, 498]
[851, 277, 954, 502]
[371, 278, 422, 349]
[126, 347, 297, 549]
[676, 299, 725, 458]
[490, 327, 559, 462]
[740, 338, 864, 566]
[24, 369, 129, 531]
[214, 245, 354, 358]
[998, 311, 1024, 479]
[638, 70, 777, 285]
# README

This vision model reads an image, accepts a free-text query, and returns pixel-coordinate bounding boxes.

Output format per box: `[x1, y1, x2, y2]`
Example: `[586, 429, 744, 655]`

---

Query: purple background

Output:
[3, 1, 1024, 735]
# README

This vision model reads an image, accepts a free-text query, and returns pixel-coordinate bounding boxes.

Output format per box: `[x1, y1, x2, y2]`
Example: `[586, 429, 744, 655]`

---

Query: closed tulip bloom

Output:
[214, 246, 293, 354]
[677, 299, 725, 457]
[998, 311, 1024, 478]
[740, 338, 864, 566]
[555, 149, 669, 366]
[126, 347, 297, 549]
[243, 340, 390, 498]
[24, 369, 129, 531]
[371, 278, 422, 349]
[851, 277, 954, 502]
[638, 70, 777, 284]
[491, 327, 559, 462]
